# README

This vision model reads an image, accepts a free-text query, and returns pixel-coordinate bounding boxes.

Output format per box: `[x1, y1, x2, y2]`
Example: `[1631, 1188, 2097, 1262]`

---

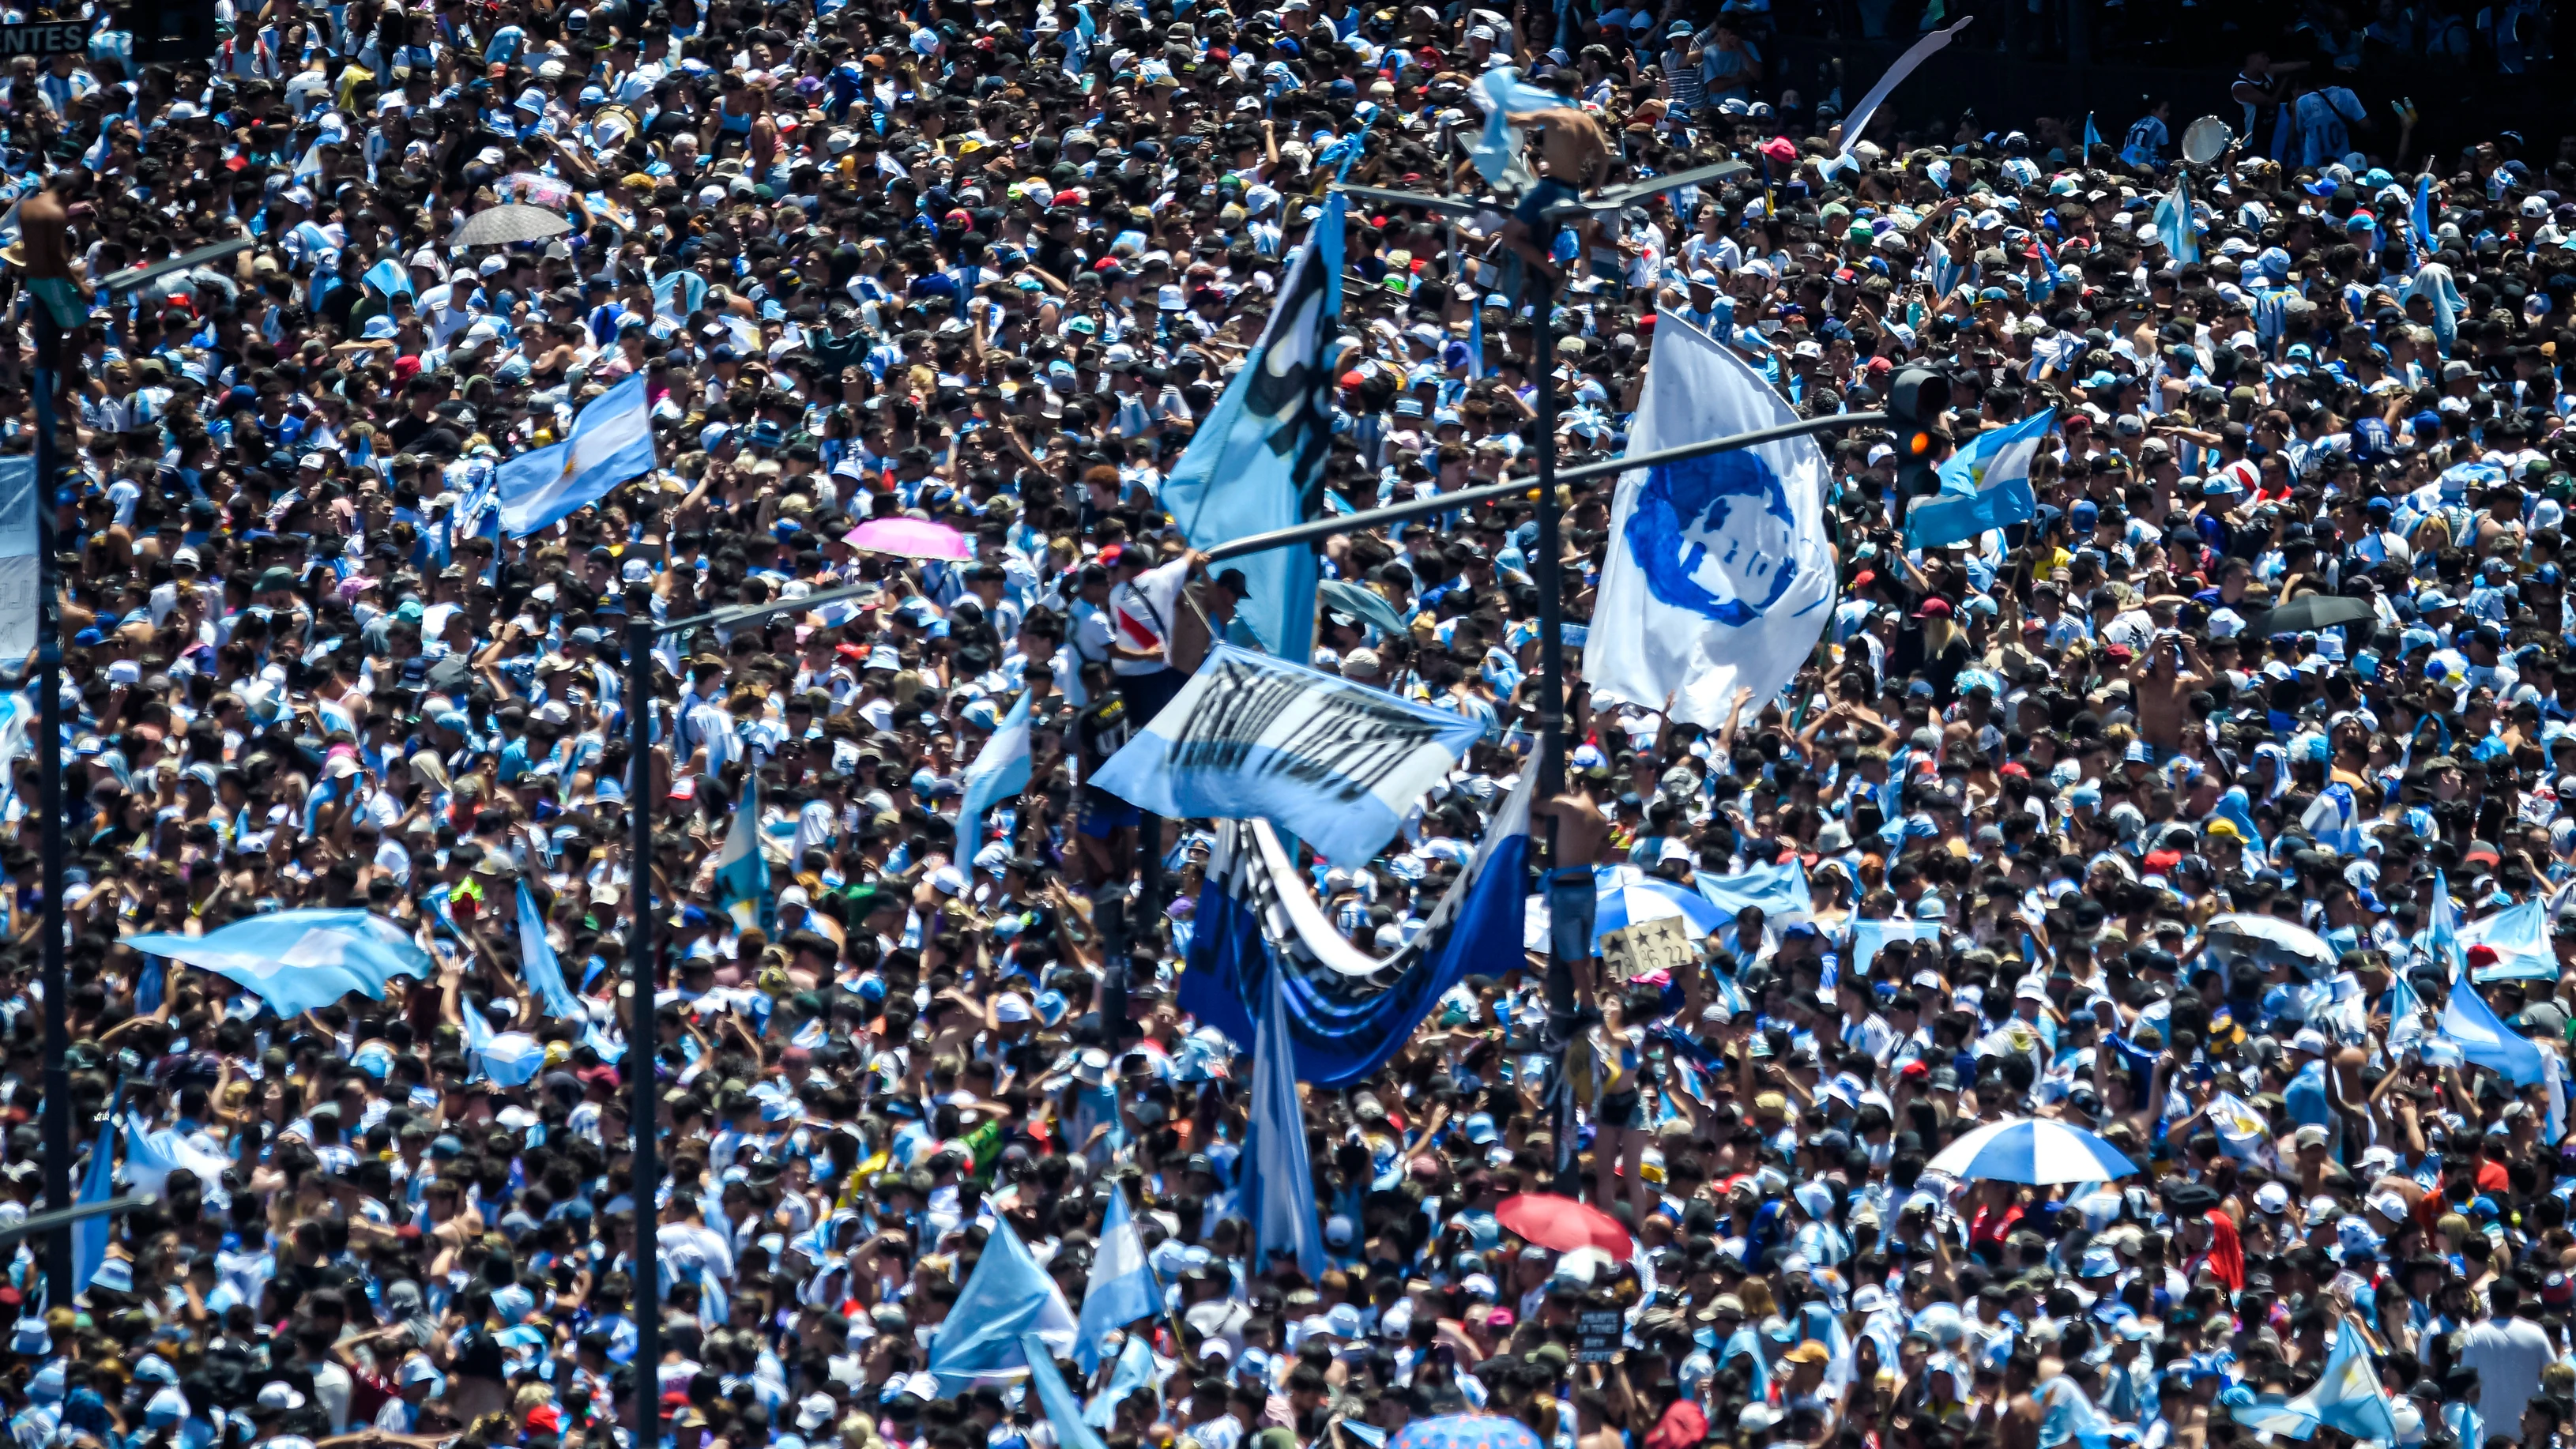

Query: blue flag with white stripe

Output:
[125, 911, 432, 1018]
[363, 256, 412, 299]
[2299, 782, 2366, 857]
[2285, 1319, 2398, 1442]
[1245, 968, 1327, 1279]
[716, 770, 771, 931]
[71, 1078, 124, 1291]
[1906, 409, 2054, 549]
[2154, 175, 2200, 265]
[2439, 962, 2545, 1085]
[458, 996, 546, 1086]
[496, 372, 660, 536]
[1076, 1187, 1161, 1372]
[514, 881, 584, 1022]
[925, 1219, 1078, 1391]
[955, 689, 1033, 855]
[1157, 193, 1343, 660]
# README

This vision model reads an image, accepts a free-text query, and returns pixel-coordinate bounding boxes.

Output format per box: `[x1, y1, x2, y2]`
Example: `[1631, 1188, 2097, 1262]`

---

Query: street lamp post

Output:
[613, 575, 879, 1449]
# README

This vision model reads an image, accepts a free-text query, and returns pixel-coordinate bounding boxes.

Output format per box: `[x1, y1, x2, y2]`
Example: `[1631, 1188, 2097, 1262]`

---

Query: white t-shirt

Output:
[2458, 1314, 2555, 1438]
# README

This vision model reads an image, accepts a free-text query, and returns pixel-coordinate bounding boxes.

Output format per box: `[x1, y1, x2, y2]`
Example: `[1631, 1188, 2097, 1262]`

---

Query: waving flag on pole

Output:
[2286, 1318, 2399, 1441]
[1585, 313, 1834, 724]
[2429, 868, 2465, 974]
[1019, 1335, 1112, 1449]
[1823, 17, 1973, 171]
[1075, 1188, 1161, 1372]
[2440, 969, 2546, 1085]
[1157, 193, 1345, 661]
[1244, 969, 1327, 1279]
[514, 881, 583, 1021]
[2412, 174, 2435, 253]
[496, 372, 661, 536]
[1084, 1333, 1159, 1428]
[2154, 175, 2201, 265]
[716, 772, 772, 931]
[2300, 782, 2366, 856]
[120, 1117, 233, 1196]
[2463, 897, 2557, 980]
[2083, 113, 2103, 155]
[955, 690, 1033, 854]
[2385, 971, 2429, 1057]
[925, 1218, 1078, 1391]
[1906, 408, 2054, 548]
[126, 911, 433, 1018]
[71, 1078, 125, 1290]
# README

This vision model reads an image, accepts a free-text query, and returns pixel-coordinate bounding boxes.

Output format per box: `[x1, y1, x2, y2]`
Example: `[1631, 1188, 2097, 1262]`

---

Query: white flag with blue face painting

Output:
[1585, 314, 1835, 725]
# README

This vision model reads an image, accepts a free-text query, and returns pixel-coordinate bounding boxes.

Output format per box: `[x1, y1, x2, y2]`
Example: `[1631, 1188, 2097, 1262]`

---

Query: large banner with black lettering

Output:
[1090, 644, 1486, 868]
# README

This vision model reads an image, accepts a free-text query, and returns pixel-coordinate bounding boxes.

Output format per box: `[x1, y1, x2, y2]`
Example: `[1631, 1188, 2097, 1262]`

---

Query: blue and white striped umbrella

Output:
[1925, 1116, 2141, 1184]
[1523, 865, 1734, 952]
[1593, 865, 1730, 939]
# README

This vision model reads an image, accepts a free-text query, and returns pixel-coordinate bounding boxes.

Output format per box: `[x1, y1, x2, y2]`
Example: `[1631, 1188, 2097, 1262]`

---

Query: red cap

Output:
[1915, 597, 1953, 619]
[2469, 943, 2501, 969]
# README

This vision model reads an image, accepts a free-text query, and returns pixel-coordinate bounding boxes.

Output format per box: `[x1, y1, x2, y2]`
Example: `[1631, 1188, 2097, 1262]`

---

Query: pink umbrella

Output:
[842, 518, 974, 562]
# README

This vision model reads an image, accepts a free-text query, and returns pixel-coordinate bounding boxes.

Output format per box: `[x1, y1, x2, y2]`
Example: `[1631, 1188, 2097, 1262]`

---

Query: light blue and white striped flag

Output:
[515, 881, 584, 1021]
[1245, 968, 1326, 1279]
[1907, 409, 2054, 549]
[956, 690, 1032, 855]
[495, 373, 660, 536]
[715, 771, 771, 930]
[1075, 1187, 1160, 1372]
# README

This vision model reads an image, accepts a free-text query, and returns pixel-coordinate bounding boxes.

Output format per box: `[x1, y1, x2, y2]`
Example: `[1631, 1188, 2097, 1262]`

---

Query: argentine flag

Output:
[2153, 175, 2200, 265]
[955, 690, 1032, 853]
[1075, 1187, 1160, 1372]
[515, 881, 584, 1021]
[363, 255, 412, 299]
[124, 910, 433, 1018]
[1244, 969, 1327, 1279]
[496, 372, 661, 537]
[2285, 1318, 2398, 1442]
[715, 771, 771, 931]
[2440, 969, 2546, 1085]
[1907, 409, 2053, 549]
[0, 455, 36, 661]
[458, 999, 546, 1087]
[71, 1079, 123, 1290]
[2299, 782, 2366, 857]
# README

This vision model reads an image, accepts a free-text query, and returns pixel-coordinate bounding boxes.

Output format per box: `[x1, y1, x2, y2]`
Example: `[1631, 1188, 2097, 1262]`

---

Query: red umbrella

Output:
[1495, 1194, 1633, 1257]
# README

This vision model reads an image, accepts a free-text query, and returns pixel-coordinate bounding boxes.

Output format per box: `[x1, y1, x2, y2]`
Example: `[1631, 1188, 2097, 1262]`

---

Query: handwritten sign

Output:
[1601, 916, 1696, 981]
[1576, 1307, 1625, 1363]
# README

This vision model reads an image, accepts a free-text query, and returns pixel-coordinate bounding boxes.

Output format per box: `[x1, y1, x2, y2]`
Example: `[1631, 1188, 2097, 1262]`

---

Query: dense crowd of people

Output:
[13, 6, 2576, 1449]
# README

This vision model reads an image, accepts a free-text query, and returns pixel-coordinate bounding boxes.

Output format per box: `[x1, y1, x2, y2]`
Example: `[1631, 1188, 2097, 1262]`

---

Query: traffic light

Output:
[1886, 365, 1951, 508]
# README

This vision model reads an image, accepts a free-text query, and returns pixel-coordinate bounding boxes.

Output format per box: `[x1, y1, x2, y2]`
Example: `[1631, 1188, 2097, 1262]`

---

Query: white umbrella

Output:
[1924, 1116, 2141, 1185]
[2201, 913, 2336, 968]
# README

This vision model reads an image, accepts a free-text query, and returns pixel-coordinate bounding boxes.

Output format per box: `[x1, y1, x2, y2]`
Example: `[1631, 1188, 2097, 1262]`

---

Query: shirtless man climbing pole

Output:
[1500, 95, 1610, 290]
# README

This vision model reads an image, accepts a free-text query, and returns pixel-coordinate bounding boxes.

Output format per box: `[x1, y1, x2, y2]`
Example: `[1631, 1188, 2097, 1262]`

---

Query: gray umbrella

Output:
[453, 204, 574, 248]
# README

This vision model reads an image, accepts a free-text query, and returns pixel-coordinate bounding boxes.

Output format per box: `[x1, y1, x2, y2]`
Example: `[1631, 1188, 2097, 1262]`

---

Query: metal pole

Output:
[623, 585, 658, 1449]
[1127, 812, 1161, 1048]
[1199, 413, 1887, 563]
[34, 307, 66, 1305]
[0, 1192, 153, 1248]
[1527, 270, 1581, 1197]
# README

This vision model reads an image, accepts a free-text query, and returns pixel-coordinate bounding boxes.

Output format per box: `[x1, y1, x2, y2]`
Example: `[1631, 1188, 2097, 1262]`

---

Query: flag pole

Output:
[1527, 259, 1580, 1197]
[624, 581, 659, 1449]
